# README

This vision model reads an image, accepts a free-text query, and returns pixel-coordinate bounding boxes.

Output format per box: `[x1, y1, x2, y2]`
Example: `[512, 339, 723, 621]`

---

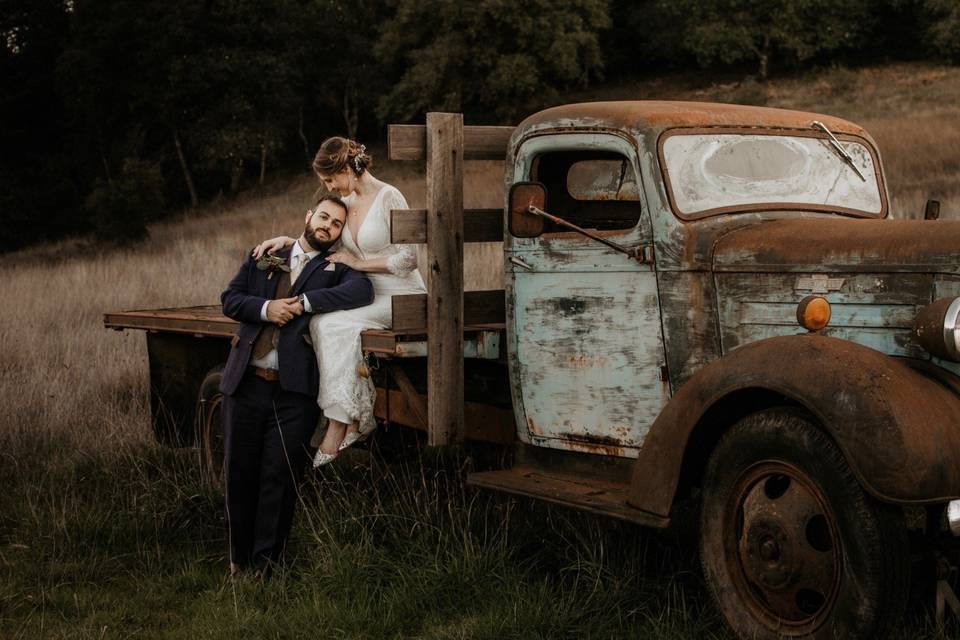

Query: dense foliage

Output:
[1, 0, 957, 250]
[670, 0, 874, 80]
[375, 0, 609, 122]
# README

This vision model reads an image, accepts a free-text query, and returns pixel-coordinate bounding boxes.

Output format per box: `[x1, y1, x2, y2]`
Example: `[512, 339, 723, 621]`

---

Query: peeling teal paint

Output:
[506, 132, 666, 458]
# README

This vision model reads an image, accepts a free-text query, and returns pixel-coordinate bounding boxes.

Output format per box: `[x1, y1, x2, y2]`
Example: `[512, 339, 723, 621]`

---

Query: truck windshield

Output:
[659, 131, 885, 219]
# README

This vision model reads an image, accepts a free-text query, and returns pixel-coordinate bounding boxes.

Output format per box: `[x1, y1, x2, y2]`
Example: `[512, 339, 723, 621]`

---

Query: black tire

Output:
[196, 365, 225, 487]
[700, 408, 909, 639]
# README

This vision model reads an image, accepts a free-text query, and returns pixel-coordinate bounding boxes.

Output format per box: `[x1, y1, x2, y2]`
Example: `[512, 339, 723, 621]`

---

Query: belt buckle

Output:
[251, 366, 279, 382]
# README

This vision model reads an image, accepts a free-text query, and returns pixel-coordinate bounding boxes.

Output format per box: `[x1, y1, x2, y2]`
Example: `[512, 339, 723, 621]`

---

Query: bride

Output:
[254, 137, 425, 466]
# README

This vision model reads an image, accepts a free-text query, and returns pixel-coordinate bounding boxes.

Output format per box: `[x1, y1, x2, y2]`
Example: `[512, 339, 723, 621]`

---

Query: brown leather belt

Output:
[250, 366, 280, 382]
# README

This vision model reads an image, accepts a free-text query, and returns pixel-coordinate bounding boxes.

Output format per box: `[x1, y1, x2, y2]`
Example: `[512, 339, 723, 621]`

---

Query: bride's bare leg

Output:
[344, 421, 360, 438]
[319, 419, 347, 454]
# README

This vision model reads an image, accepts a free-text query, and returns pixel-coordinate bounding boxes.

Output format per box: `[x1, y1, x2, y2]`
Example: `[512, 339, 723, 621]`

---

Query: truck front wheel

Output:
[700, 408, 909, 639]
[196, 366, 225, 486]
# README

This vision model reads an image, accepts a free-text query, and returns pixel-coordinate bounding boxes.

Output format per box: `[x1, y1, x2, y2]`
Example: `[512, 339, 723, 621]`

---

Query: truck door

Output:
[506, 133, 668, 458]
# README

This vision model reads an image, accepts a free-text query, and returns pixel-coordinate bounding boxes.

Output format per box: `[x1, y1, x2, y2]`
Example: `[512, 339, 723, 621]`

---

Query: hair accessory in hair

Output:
[354, 144, 366, 173]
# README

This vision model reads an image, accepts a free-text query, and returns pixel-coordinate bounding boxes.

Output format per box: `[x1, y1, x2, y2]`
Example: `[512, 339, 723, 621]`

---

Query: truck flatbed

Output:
[103, 304, 515, 445]
[103, 305, 505, 359]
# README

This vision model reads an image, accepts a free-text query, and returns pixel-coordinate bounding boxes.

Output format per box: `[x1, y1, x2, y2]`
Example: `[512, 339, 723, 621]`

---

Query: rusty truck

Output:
[106, 102, 960, 639]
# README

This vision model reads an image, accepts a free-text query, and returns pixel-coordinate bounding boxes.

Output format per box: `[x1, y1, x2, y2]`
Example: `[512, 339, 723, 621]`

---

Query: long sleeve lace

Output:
[382, 188, 419, 276]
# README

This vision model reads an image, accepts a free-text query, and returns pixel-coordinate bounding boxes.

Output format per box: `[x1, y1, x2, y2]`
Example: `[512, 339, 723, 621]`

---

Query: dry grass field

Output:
[2, 63, 960, 638]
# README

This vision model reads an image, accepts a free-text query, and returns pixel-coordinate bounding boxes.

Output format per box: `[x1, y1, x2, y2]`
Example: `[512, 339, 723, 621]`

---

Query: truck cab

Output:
[503, 102, 892, 457]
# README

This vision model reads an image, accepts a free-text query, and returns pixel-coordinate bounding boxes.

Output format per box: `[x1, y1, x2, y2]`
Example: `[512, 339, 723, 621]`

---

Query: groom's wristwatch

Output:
[298, 294, 306, 308]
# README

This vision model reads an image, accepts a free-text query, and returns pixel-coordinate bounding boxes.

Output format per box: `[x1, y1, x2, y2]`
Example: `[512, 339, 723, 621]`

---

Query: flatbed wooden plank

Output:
[392, 290, 505, 332]
[361, 324, 505, 357]
[104, 305, 504, 353]
[359, 322, 505, 342]
[103, 305, 236, 338]
[467, 467, 670, 528]
[360, 330, 406, 354]
[107, 305, 230, 321]
[391, 208, 503, 244]
[388, 124, 514, 161]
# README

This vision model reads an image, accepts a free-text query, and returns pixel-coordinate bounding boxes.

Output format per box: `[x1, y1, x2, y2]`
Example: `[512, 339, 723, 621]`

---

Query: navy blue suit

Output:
[220, 247, 373, 397]
[219, 246, 373, 572]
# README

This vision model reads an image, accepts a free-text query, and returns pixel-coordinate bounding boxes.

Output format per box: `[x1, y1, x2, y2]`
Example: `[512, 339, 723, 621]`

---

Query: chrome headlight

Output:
[913, 297, 960, 362]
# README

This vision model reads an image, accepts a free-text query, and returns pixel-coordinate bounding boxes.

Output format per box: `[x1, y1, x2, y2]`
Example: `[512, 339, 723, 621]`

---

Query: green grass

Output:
[2, 433, 958, 639]
[0, 430, 735, 639]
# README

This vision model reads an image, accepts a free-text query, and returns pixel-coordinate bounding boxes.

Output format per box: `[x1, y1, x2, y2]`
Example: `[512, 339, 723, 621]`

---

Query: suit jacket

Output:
[219, 246, 374, 397]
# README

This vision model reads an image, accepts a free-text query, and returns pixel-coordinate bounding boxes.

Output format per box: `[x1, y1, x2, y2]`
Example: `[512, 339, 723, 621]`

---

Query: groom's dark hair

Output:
[315, 193, 348, 216]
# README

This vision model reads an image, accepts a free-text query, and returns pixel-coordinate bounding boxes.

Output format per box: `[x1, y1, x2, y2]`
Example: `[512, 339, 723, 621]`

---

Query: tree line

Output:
[2, 0, 958, 250]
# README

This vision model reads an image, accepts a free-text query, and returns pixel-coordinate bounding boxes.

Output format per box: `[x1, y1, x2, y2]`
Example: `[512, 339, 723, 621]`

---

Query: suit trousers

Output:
[222, 370, 319, 571]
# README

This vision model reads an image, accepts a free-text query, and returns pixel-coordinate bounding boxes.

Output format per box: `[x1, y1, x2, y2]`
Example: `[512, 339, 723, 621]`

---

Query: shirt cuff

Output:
[302, 294, 313, 313]
[260, 300, 270, 321]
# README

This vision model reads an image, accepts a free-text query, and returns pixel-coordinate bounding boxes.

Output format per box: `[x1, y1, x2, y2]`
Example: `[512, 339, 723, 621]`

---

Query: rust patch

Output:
[713, 218, 960, 272]
[555, 431, 629, 457]
[568, 353, 610, 368]
[628, 334, 960, 518]
[559, 431, 626, 447]
[516, 101, 867, 139]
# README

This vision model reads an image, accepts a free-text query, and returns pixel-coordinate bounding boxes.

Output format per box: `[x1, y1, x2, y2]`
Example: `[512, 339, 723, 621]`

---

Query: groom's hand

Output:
[266, 297, 302, 326]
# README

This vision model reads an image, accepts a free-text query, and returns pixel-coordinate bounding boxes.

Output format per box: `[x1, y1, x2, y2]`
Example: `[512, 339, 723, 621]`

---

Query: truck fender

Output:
[627, 333, 960, 517]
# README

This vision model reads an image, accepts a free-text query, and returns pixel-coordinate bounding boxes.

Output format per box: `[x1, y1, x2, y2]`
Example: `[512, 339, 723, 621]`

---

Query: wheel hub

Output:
[744, 521, 791, 589]
[759, 536, 779, 561]
[730, 465, 842, 629]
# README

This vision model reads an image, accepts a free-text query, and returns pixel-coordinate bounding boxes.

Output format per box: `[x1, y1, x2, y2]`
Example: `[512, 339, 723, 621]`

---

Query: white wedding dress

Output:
[309, 184, 426, 433]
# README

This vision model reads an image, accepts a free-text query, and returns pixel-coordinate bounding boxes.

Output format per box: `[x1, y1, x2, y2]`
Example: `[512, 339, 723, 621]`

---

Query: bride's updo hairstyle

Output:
[312, 136, 372, 177]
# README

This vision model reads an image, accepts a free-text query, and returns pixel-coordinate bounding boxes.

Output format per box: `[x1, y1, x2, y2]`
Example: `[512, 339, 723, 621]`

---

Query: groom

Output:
[219, 194, 373, 578]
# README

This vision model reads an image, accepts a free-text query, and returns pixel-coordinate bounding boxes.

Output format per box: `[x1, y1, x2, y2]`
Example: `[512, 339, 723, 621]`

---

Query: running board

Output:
[467, 467, 670, 528]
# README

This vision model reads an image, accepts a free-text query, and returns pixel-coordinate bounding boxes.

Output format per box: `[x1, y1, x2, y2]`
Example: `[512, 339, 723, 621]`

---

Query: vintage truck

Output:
[105, 102, 960, 639]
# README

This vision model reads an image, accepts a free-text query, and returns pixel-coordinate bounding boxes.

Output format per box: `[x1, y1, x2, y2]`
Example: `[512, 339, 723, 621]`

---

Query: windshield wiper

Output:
[811, 121, 866, 182]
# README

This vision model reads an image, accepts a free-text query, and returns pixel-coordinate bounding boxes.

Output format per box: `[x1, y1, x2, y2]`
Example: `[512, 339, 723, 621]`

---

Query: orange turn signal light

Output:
[797, 296, 831, 332]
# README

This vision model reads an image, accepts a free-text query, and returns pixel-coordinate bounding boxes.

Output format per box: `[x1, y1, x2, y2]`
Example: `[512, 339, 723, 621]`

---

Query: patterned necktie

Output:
[291, 252, 310, 283]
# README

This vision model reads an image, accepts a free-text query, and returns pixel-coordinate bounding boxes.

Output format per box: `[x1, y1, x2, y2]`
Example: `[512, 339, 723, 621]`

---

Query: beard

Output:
[303, 221, 337, 252]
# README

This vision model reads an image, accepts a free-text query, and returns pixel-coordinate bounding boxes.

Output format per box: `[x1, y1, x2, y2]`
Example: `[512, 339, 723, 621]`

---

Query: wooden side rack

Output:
[386, 114, 514, 445]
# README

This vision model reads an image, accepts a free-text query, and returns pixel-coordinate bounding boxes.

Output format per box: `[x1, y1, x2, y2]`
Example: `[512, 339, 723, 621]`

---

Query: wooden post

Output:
[426, 112, 465, 445]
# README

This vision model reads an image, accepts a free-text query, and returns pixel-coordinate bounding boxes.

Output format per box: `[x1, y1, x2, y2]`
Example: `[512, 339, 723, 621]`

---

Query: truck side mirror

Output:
[509, 182, 546, 238]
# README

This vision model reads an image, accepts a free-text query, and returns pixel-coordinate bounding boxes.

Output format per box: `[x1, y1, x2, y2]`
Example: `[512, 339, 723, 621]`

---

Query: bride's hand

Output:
[252, 235, 296, 259]
[326, 251, 359, 269]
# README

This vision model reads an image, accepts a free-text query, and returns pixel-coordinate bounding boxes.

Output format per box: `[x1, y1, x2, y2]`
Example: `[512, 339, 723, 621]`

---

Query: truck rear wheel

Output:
[196, 366, 225, 486]
[700, 408, 909, 639]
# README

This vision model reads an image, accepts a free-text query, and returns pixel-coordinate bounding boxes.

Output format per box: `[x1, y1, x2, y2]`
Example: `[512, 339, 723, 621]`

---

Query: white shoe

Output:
[312, 449, 339, 468]
[338, 431, 362, 451]
[338, 424, 378, 452]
